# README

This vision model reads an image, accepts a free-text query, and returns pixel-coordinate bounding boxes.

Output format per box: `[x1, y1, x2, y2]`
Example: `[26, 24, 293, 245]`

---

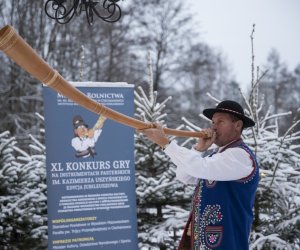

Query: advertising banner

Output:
[43, 82, 138, 250]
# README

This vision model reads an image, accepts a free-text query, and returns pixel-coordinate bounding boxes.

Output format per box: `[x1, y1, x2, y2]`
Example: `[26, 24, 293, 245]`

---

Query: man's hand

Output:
[87, 129, 95, 138]
[194, 128, 216, 152]
[137, 123, 170, 148]
[94, 116, 107, 130]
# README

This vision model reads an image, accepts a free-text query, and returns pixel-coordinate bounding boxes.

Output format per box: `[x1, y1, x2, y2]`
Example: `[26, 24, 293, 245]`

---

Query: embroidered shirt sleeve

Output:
[164, 141, 253, 181]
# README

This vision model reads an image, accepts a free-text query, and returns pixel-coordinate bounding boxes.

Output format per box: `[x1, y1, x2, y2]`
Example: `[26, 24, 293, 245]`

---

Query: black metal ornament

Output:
[44, 0, 122, 25]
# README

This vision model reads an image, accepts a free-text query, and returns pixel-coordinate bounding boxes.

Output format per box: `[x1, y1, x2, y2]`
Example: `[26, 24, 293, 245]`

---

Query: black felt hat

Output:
[73, 115, 88, 129]
[203, 100, 255, 128]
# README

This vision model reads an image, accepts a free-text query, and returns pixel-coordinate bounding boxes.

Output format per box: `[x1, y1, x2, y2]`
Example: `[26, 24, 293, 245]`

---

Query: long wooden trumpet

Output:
[0, 25, 207, 138]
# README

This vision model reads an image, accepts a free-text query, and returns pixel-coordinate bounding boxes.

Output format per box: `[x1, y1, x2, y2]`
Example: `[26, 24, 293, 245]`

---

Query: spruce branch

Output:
[269, 119, 300, 187]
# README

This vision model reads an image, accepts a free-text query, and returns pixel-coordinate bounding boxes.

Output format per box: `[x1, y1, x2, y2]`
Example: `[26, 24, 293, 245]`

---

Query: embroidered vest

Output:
[178, 139, 259, 250]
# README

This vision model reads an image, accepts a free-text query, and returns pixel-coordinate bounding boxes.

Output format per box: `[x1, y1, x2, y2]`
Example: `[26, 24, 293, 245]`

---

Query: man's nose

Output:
[212, 123, 217, 130]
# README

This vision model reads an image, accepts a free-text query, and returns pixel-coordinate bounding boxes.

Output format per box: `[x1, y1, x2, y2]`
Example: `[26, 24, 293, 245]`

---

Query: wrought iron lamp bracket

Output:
[44, 0, 122, 25]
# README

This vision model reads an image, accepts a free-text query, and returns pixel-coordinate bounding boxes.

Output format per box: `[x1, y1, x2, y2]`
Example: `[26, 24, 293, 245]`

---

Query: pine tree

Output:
[135, 52, 193, 249]
[246, 96, 300, 250]
[0, 115, 47, 249]
[246, 27, 300, 249]
[245, 57, 300, 250]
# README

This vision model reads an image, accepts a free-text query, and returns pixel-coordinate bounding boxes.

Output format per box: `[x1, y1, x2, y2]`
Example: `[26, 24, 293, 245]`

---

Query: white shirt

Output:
[164, 140, 253, 185]
[71, 129, 102, 151]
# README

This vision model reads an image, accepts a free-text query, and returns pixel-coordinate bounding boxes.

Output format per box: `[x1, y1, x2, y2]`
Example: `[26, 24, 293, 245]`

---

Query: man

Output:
[139, 100, 259, 250]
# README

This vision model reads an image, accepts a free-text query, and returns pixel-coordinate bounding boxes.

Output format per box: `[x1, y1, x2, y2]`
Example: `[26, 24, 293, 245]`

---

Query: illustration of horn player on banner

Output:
[43, 82, 138, 250]
[71, 115, 106, 158]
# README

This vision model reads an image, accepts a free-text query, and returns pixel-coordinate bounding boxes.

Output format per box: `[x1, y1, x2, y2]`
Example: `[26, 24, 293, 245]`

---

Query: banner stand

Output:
[43, 82, 138, 250]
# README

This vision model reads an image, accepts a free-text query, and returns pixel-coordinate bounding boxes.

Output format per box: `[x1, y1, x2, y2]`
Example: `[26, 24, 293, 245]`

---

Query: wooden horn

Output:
[0, 25, 207, 138]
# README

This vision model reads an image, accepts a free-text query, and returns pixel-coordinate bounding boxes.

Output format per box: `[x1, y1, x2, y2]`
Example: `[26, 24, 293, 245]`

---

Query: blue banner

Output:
[43, 82, 138, 250]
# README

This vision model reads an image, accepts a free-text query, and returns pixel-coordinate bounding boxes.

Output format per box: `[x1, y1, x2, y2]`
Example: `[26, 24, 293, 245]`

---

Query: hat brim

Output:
[203, 108, 255, 128]
[74, 123, 89, 129]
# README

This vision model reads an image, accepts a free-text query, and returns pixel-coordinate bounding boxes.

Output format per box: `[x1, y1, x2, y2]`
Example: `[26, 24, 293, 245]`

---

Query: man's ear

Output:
[236, 120, 243, 132]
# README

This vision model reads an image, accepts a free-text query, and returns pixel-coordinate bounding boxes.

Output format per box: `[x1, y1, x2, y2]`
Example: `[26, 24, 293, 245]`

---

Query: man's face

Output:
[211, 112, 242, 147]
[75, 125, 88, 138]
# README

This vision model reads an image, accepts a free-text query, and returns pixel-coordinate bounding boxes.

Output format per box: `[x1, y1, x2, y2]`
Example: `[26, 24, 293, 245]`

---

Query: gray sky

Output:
[186, 0, 300, 90]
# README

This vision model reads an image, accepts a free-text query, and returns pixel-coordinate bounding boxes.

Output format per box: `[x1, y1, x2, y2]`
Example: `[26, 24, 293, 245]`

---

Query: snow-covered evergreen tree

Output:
[248, 110, 300, 249]
[245, 70, 300, 250]
[135, 52, 193, 249]
[0, 115, 47, 249]
[246, 28, 300, 249]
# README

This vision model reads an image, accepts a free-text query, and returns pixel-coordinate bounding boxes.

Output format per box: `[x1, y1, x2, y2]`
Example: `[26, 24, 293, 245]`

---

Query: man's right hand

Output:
[87, 129, 95, 138]
[137, 123, 170, 149]
[193, 128, 216, 152]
